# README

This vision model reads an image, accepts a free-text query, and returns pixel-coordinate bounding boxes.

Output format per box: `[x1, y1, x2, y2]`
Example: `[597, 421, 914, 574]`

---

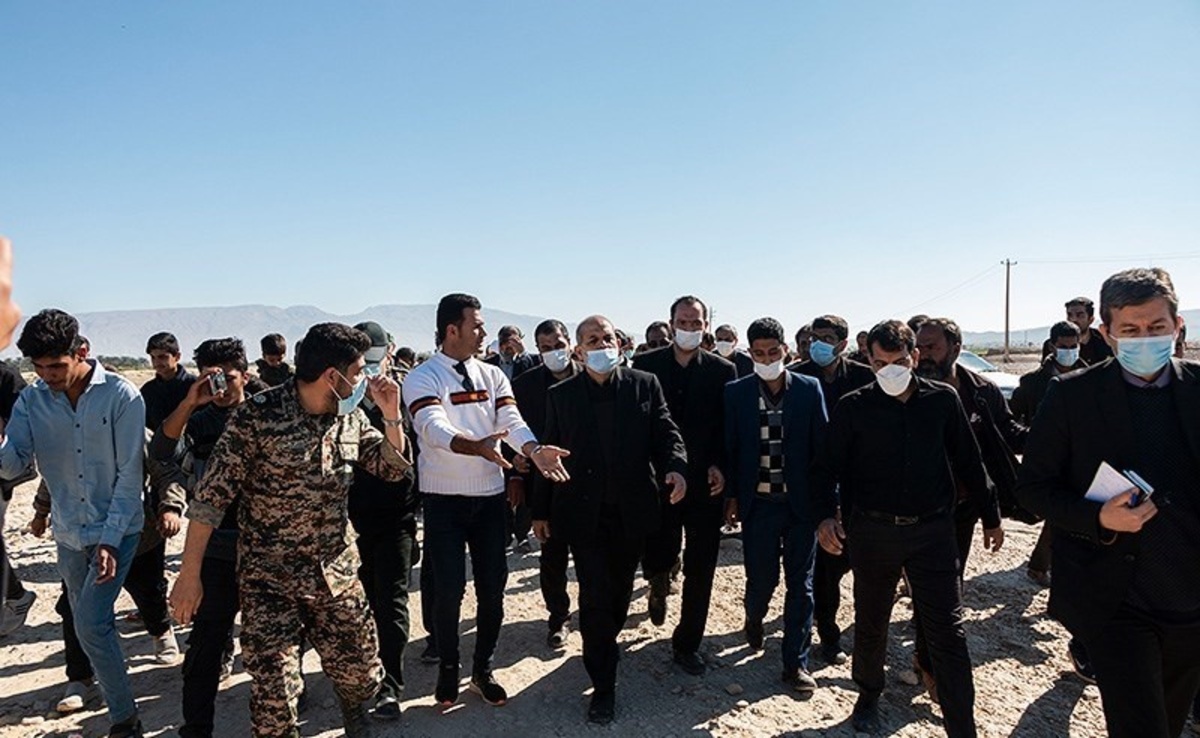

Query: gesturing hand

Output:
[531, 445, 572, 483]
[367, 373, 401, 416]
[665, 472, 687, 504]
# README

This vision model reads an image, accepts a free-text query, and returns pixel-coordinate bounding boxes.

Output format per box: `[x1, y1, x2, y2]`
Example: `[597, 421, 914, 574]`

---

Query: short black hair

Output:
[497, 325, 523, 341]
[811, 315, 849, 342]
[194, 338, 249, 372]
[868, 320, 916, 356]
[907, 314, 930, 334]
[645, 320, 671, 341]
[715, 324, 738, 340]
[17, 309, 84, 360]
[295, 323, 371, 382]
[918, 317, 962, 346]
[794, 324, 812, 345]
[260, 333, 287, 357]
[1049, 320, 1080, 343]
[1065, 297, 1095, 315]
[669, 295, 708, 322]
[146, 332, 181, 355]
[747, 318, 786, 345]
[436, 293, 482, 344]
[534, 319, 569, 341]
[1099, 268, 1178, 326]
[396, 346, 416, 364]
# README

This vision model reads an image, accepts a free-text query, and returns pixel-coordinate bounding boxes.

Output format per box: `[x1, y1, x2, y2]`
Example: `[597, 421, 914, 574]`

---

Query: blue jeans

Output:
[57, 533, 140, 724]
[422, 493, 508, 674]
[741, 498, 817, 672]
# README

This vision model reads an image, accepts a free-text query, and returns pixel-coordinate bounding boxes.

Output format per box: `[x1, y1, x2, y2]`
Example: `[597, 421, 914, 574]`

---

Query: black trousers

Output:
[422, 493, 508, 674]
[419, 532, 437, 652]
[58, 541, 173, 683]
[1, 532, 26, 601]
[1027, 524, 1053, 573]
[850, 514, 976, 738]
[506, 500, 532, 546]
[570, 505, 643, 694]
[540, 534, 572, 631]
[1080, 606, 1200, 738]
[353, 510, 418, 702]
[643, 495, 723, 654]
[180, 556, 240, 738]
[913, 502, 977, 673]
[812, 546, 850, 647]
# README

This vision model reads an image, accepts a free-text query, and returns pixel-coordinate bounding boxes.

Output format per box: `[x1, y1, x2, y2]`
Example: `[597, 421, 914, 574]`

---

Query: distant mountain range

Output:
[5, 304, 1198, 358]
[0, 304, 554, 359]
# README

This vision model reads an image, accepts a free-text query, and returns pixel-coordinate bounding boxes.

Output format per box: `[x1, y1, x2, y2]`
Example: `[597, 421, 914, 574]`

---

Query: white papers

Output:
[1084, 462, 1136, 503]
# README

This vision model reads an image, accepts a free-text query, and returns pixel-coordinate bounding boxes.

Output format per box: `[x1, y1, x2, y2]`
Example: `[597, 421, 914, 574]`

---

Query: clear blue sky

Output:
[3, 1, 1198, 342]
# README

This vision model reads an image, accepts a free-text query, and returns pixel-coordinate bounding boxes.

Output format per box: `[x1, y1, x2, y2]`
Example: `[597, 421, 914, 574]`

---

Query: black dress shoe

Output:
[821, 643, 848, 665]
[372, 694, 402, 720]
[108, 716, 144, 738]
[851, 694, 881, 733]
[648, 574, 669, 626]
[436, 664, 460, 706]
[547, 621, 570, 650]
[1068, 638, 1097, 685]
[782, 667, 818, 695]
[469, 671, 509, 706]
[745, 620, 764, 651]
[420, 641, 440, 664]
[588, 690, 615, 725]
[673, 649, 706, 676]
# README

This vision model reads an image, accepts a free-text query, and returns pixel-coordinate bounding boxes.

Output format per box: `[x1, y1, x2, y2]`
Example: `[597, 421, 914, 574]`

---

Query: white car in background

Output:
[957, 350, 1020, 400]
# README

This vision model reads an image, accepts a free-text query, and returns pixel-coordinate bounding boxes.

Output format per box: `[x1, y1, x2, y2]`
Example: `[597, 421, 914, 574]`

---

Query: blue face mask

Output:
[586, 347, 621, 375]
[1054, 347, 1080, 368]
[332, 370, 368, 415]
[1115, 334, 1175, 378]
[809, 339, 838, 367]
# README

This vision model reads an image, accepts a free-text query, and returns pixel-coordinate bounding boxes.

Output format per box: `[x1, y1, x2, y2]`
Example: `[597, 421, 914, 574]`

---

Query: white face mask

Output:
[754, 359, 786, 382]
[876, 363, 913, 396]
[674, 329, 703, 352]
[715, 340, 736, 358]
[541, 348, 572, 373]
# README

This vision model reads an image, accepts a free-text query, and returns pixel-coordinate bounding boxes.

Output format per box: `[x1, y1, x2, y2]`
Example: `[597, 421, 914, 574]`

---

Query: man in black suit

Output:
[1016, 268, 1200, 738]
[788, 314, 875, 664]
[714, 323, 755, 378]
[532, 315, 688, 725]
[1040, 296, 1114, 365]
[633, 295, 736, 675]
[511, 318, 582, 649]
[1010, 320, 1087, 590]
[484, 325, 541, 380]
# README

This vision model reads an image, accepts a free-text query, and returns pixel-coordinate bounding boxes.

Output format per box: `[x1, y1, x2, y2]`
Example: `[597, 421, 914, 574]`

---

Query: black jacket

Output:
[511, 362, 582, 505]
[952, 365, 1027, 523]
[632, 346, 736, 491]
[485, 352, 542, 381]
[1010, 357, 1088, 426]
[728, 351, 755, 379]
[533, 367, 687, 541]
[1014, 358, 1200, 639]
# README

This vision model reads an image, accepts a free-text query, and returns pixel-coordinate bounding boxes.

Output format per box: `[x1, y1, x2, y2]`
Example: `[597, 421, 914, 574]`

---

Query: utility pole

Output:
[1002, 259, 1017, 363]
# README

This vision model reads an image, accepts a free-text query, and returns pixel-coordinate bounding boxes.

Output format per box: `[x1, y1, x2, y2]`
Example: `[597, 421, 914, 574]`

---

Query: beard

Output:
[916, 358, 953, 381]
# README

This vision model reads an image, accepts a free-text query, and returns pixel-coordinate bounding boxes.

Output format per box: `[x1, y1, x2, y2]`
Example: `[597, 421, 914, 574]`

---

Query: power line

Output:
[894, 263, 1002, 316]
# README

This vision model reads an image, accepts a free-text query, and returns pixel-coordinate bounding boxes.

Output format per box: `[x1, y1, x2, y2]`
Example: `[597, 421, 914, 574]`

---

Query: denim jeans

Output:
[421, 493, 508, 674]
[57, 532, 141, 725]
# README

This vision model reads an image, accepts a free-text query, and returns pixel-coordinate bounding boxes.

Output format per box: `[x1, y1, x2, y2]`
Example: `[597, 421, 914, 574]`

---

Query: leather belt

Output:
[856, 506, 950, 526]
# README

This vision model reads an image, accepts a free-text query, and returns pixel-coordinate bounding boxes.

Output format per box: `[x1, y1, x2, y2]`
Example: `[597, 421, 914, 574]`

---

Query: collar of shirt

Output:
[32, 358, 107, 394]
[1122, 365, 1172, 389]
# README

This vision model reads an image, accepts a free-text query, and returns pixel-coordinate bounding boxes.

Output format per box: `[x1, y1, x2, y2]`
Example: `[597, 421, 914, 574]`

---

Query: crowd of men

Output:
[0, 259, 1198, 738]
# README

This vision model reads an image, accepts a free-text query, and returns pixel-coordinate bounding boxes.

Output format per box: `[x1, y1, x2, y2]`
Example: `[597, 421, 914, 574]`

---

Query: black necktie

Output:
[453, 361, 475, 393]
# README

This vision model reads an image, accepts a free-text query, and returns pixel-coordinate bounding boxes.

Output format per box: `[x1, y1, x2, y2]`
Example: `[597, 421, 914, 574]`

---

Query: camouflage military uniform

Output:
[187, 382, 412, 738]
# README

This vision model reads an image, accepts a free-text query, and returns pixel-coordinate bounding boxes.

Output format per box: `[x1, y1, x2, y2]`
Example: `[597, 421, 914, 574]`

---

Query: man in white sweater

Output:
[403, 293, 569, 710]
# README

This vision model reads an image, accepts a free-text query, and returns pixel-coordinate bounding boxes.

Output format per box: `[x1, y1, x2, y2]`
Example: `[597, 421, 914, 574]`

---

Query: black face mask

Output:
[916, 357, 954, 381]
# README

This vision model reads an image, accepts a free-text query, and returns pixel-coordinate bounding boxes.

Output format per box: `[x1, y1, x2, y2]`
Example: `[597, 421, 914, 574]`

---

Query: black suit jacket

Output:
[632, 346, 736, 489]
[729, 351, 755, 379]
[1014, 358, 1200, 638]
[532, 367, 688, 542]
[485, 352, 542, 380]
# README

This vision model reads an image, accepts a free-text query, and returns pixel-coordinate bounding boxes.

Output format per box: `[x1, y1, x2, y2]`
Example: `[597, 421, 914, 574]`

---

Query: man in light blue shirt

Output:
[0, 309, 146, 738]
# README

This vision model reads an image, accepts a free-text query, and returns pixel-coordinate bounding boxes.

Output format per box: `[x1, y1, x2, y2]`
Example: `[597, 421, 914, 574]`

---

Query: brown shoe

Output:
[912, 655, 939, 705]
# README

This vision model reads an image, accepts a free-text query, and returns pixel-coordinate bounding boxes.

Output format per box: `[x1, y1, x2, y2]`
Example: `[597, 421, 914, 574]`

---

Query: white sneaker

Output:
[57, 679, 94, 714]
[0, 590, 36, 636]
[154, 629, 181, 665]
